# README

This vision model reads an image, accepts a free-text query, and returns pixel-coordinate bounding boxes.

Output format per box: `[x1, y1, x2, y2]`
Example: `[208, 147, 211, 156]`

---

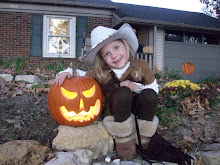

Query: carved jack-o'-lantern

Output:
[48, 76, 103, 127]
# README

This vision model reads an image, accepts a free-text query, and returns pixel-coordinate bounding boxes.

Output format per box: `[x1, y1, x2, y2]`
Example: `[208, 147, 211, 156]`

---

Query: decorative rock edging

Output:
[0, 74, 41, 84]
[15, 75, 41, 83]
[0, 140, 51, 165]
[1, 128, 220, 164]
[0, 74, 13, 81]
[0, 74, 50, 97]
[52, 121, 114, 159]
[45, 150, 93, 165]
[195, 143, 220, 165]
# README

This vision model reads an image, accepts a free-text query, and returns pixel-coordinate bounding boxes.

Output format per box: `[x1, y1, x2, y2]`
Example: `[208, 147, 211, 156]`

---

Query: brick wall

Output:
[87, 17, 112, 37]
[0, 11, 113, 68]
[0, 12, 31, 60]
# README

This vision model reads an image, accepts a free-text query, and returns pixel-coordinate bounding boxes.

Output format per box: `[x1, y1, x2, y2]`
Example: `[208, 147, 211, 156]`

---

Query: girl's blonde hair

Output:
[94, 39, 136, 82]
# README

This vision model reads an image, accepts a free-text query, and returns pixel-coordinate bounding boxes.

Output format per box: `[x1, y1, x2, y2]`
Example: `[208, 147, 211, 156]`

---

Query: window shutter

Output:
[76, 16, 88, 58]
[30, 13, 43, 57]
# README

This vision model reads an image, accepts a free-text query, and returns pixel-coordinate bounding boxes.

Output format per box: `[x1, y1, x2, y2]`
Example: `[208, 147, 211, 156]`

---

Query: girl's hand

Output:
[53, 72, 71, 86]
[120, 80, 140, 91]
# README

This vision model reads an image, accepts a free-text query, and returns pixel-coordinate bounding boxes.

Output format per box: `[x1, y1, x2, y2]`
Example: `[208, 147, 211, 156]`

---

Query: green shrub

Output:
[197, 83, 220, 108]
[46, 58, 65, 74]
[163, 66, 183, 81]
[13, 57, 28, 74]
[158, 80, 201, 125]
[0, 57, 28, 74]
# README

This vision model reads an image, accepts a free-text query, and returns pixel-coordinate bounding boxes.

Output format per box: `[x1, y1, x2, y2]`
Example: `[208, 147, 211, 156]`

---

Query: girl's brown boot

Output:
[136, 116, 159, 150]
[103, 114, 136, 160]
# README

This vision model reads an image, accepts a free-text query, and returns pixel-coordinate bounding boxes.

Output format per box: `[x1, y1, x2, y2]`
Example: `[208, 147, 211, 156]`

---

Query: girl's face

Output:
[100, 40, 129, 69]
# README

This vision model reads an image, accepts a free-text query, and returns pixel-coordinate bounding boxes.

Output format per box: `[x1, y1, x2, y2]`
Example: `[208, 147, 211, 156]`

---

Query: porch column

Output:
[153, 26, 157, 69]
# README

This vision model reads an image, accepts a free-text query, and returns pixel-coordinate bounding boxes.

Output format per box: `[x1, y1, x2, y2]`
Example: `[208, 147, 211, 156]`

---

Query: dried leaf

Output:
[204, 98, 211, 110]
[18, 82, 25, 88]
[192, 118, 206, 125]
[3, 69, 12, 74]
[12, 89, 23, 97]
[201, 130, 213, 143]
[192, 127, 203, 139]
[157, 124, 168, 131]
[47, 80, 54, 85]
[193, 156, 203, 165]
[183, 135, 197, 143]
[37, 88, 49, 93]
[189, 109, 205, 119]
[0, 86, 10, 94]
[197, 96, 205, 110]
[181, 101, 188, 112]
[170, 95, 178, 99]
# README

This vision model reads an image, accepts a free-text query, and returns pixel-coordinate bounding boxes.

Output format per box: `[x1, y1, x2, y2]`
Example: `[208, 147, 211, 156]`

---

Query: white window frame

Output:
[43, 15, 76, 58]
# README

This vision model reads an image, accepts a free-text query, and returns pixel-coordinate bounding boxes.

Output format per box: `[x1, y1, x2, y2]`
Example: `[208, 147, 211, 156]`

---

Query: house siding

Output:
[154, 29, 164, 71]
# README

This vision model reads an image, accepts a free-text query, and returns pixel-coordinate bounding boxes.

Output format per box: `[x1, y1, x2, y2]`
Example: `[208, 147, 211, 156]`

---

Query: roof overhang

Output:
[113, 14, 220, 32]
[1, 0, 118, 9]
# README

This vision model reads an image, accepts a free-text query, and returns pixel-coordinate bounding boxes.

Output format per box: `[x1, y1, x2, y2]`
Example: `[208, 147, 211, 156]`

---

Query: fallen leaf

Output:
[5, 119, 17, 124]
[3, 69, 12, 74]
[157, 124, 168, 131]
[189, 109, 205, 119]
[183, 135, 197, 143]
[37, 88, 49, 93]
[18, 82, 25, 88]
[170, 95, 178, 99]
[200, 130, 213, 143]
[193, 156, 203, 165]
[191, 118, 206, 125]
[47, 80, 54, 85]
[197, 96, 205, 110]
[12, 89, 23, 97]
[0, 86, 10, 94]
[204, 98, 211, 110]
[192, 127, 203, 139]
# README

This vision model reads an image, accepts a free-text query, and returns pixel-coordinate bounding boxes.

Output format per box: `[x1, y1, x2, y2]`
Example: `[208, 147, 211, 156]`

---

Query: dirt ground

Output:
[0, 91, 220, 154]
[0, 93, 59, 147]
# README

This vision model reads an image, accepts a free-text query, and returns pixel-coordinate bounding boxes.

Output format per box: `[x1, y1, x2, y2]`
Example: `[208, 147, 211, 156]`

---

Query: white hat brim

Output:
[82, 23, 139, 65]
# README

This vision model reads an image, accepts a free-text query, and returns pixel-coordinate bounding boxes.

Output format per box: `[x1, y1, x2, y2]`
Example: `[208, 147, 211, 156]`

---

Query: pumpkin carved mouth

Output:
[60, 99, 101, 122]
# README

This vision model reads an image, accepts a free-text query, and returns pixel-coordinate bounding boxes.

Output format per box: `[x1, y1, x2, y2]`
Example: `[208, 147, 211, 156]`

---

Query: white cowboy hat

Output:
[82, 23, 139, 65]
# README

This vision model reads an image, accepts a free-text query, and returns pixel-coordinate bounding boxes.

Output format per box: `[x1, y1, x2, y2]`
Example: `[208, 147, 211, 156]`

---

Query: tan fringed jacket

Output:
[86, 59, 155, 116]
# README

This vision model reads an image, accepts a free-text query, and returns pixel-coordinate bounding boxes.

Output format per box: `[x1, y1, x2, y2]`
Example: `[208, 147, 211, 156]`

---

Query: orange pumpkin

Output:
[182, 62, 194, 74]
[48, 76, 103, 127]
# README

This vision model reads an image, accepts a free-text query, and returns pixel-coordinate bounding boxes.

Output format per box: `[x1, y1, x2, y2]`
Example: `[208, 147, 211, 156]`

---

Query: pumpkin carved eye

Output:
[82, 85, 95, 98]
[61, 87, 77, 99]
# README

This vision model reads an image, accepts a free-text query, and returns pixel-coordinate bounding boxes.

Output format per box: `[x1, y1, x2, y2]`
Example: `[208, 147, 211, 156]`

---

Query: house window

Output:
[185, 32, 202, 44]
[165, 30, 183, 42]
[43, 15, 76, 58]
[204, 34, 220, 45]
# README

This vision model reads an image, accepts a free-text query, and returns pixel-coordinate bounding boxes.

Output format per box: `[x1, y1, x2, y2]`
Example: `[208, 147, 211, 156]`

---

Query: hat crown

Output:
[91, 26, 117, 48]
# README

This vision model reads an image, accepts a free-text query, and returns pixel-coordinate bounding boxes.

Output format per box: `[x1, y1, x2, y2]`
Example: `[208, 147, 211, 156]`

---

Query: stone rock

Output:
[0, 74, 13, 81]
[25, 83, 33, 89]
[0, 76, 4, 84]
[199, 143, 220, 151]
[195, 143, 220, 165]
[52, 121, 114, 159]
[0, 140, 52, 165]
[45, 150, 93, 165]
[15, 75, 41, 83]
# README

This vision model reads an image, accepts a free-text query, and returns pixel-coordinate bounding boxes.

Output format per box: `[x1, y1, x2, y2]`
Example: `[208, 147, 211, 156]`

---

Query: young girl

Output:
[54, 23, 159, 160]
